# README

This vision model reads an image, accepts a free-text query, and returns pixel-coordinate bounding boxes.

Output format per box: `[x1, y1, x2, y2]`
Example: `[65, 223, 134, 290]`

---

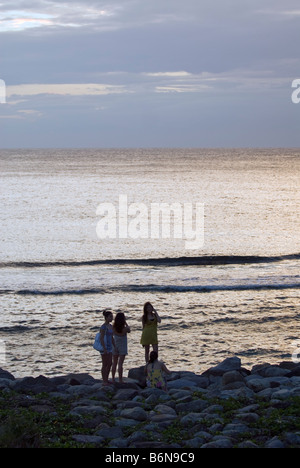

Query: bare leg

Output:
[144, 345, 150, 363]
[153, 344, 158, 356]
[118, 355, 126, 382]
[101, 353, 112, 385]
[112, 354, 118, 382]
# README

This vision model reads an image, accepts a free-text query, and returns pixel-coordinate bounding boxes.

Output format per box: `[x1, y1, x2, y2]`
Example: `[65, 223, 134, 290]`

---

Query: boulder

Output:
[202, 357, 241, 378]
[180, 412, 205, 426]
[0, 368, 15, 381]
[12, 375, 57, 394]
[113, 388, 139, 401]
[201, 437, 233, 448]
[127, 430, 149, 444]
[128, 366, 146, 387]
[66, 384, 99, 396]
[262, 367, 290, 378]
[222, 422, 250, 437]
[72, 434, 104, 445]
[120, 407, 148, 422]
[96, 424, 124, 439]
[246, 378, 270, 393]
[222, 370, 245, 389]
[109, 438, 128, 448]
[265, 437, 285, 448]
[59, 373, 96, 385]
[154, 404, 177, 416]
[238, 440, 259, 448]
[70, 405, 107, 417]
[167, 378, 198, 390]
[168, 371, 209, 389]
[271, 388, 292, 400]
[251, 364, 289, 378]
[286, 366, 300, 378]
[176, 399, 208, 413]
[149, 413, 177, 424]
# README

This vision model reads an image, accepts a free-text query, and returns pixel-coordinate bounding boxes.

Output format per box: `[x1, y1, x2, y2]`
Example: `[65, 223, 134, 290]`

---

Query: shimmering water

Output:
[1, 148, 299, 377]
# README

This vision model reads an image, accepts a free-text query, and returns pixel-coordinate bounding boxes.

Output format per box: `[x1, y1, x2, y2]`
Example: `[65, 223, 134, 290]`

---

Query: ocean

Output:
[0, 148, 300, 378]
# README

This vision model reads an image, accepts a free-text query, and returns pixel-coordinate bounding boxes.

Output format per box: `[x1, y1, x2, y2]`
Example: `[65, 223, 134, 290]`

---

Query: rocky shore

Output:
[1, 356, 300, 448]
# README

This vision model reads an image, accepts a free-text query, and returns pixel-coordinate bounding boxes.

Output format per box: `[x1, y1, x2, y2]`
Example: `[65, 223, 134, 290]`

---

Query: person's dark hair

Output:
[103, 310, 112, 319]
[149, 351, 158, 363]
[113, 312, 126, 333]
[142, 301, 152, 326]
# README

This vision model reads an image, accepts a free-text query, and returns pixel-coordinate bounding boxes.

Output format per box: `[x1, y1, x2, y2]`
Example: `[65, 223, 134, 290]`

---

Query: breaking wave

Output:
[0, 253, 299, 269]
[1, 282, 300, 296]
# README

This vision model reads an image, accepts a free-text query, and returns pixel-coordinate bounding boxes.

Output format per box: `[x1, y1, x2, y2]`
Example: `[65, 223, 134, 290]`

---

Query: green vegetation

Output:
[1, 389, 300, 448]
[0, 391, 101, 448]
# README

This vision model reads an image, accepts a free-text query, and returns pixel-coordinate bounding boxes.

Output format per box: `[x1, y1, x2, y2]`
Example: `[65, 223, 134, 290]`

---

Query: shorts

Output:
[99, 342, 113, 355]
[113, 335, 128, 356]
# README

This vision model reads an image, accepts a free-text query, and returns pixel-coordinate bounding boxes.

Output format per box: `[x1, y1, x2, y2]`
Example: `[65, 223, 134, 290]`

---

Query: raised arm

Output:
[153, 308, 161, 323]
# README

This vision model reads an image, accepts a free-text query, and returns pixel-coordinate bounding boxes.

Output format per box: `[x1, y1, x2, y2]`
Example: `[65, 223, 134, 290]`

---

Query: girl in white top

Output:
[99, 310, 115, 386]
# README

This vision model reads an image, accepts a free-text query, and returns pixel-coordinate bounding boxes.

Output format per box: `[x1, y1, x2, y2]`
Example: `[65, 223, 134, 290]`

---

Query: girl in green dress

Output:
[140, 302, 161, 363]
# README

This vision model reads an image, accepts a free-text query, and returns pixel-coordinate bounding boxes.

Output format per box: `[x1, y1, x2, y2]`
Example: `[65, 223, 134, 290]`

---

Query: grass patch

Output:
[0, 391, 106, 448]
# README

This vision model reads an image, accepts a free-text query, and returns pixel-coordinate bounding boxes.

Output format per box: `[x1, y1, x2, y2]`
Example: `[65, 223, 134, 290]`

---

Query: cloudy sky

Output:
[0, 0, 300, 147]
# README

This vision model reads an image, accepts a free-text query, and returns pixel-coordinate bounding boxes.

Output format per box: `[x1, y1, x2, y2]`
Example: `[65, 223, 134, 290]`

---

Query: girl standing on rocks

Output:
[112, 312, 131, 383]
[99, 310, 115, 385]
[140, 302, 161, 363]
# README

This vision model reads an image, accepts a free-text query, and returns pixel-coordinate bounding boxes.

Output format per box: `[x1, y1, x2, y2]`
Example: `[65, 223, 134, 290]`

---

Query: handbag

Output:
[93, 332, 102, 352]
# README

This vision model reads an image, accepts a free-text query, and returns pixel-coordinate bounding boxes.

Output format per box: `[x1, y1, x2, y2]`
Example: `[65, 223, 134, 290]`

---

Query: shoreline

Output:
[1, 356, 300, 448]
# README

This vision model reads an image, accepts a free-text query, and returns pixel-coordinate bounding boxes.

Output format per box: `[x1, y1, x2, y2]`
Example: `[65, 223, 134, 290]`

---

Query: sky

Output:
[0, 0, 300, 148]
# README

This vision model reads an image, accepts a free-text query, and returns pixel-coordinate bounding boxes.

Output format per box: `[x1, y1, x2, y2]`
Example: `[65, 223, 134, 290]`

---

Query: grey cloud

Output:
[1, 0, 299, 33]
[1, 0, 299, 77]
[1, 0, 300, 147]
